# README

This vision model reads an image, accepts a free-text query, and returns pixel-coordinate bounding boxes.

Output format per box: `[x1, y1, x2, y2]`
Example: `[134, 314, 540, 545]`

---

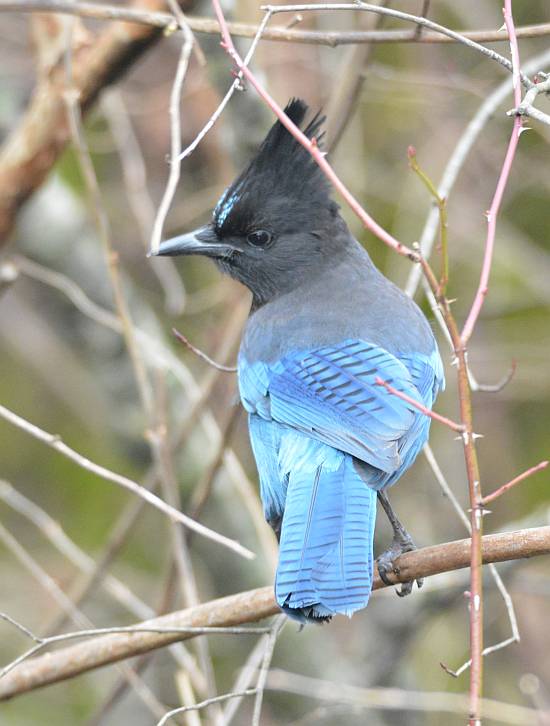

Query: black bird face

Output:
[155, 99, 345, 308]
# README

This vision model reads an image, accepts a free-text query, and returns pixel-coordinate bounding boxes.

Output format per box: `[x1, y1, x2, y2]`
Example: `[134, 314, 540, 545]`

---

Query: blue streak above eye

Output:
[214, 187, 241, 228]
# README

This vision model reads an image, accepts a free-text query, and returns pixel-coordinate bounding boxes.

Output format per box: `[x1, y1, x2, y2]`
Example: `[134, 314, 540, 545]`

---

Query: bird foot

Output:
[376, 530, 423, 598]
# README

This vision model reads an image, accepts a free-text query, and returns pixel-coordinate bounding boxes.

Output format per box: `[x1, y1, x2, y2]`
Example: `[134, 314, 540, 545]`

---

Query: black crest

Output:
[213, 99, 333, 236]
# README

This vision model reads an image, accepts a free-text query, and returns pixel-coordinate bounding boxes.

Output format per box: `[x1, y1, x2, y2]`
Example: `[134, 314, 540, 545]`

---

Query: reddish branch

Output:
[1, 527, 548, 702]
[482, 461, 548, 506]
[460, 2, 523, 347]
[375, 377, 464, 433]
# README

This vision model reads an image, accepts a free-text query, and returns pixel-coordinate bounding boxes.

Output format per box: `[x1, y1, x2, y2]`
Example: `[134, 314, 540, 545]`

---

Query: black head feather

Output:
[213, 99, 335, 236]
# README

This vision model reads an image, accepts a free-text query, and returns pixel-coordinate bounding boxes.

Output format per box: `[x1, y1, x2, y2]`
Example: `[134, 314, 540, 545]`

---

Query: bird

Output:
[154, 99, 444, 623]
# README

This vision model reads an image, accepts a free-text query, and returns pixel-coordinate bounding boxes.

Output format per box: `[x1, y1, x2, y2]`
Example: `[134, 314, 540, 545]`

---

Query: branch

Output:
[460, 1, 524, 346]
[1, 527, 548, 701]
[211, 0, 417, 260]
[0, 403, 254, 560]
[375, 377, 464, 432]
[0, 0, 195, 245]
[262, 2, 534, 88]
[507, 72, 550, 127]
[4, 1, 550, 47]
[266, 670, 539, 725]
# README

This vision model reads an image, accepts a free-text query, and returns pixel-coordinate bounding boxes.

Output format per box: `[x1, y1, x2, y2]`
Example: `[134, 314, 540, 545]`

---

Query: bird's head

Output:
[155, 99, 347, 308]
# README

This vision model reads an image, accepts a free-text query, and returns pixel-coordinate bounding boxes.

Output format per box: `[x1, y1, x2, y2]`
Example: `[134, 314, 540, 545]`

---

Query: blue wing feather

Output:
[240, 339, 442, 474]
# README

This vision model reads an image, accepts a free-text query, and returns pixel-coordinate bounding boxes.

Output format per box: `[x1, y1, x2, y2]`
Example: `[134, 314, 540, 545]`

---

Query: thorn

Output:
[472, 433, 484, 440]
[518, 125, 531, 135]
[497, 22, 506, 32]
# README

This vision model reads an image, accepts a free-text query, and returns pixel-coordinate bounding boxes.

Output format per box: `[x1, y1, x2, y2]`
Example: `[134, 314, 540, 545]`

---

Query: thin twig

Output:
[101, 90, 187, 315]
[374, 377, 464, 432]
[173, 328, 237, 372]
[149, 16, 194, 255]
[0, 403, 254, 559]
[482, 461, 549, 505]
[157, 689, 258, 726]
[63, 35, 155, 416]
[175, 8, 274, 163]
[0, 479, 151, 619]
[251, 615, 286, 726]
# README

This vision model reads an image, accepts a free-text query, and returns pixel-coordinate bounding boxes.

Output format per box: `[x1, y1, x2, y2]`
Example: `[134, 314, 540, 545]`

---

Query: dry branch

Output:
[3, 1, 550, 47]
[0, 0, 195, 245]
[1, 526, 548, 701]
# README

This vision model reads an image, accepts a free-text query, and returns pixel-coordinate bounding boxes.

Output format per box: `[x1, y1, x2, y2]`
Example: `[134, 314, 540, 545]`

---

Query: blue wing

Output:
[240, 339, 443, 474]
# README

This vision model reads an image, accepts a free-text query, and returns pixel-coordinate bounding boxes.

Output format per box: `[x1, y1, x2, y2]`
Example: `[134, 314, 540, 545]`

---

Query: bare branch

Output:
[266, 669, 540, 725]
[0, 527, 548, 701]
[157, 689, 258, 726]
[4, 1, 550, 48]
[0, 403, 254, 560]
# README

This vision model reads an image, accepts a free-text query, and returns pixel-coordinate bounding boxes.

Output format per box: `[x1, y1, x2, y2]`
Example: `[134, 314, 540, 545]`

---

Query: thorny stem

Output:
[421, 253, 484, 724]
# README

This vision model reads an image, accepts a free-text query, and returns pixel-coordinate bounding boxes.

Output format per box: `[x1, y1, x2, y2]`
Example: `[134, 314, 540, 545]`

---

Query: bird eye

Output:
[247, 230, 272, 248]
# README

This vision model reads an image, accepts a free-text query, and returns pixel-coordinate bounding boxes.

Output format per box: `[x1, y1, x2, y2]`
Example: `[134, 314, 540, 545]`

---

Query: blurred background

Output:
[1, 0, 550, 723]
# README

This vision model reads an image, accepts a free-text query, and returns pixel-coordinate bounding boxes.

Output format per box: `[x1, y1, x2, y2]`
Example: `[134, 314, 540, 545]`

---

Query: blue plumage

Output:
[156, 98, 444, 622]
[239, 339, 443, 620]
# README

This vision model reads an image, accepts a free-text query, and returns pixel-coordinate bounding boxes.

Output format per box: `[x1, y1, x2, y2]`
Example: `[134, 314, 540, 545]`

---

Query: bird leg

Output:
[376, 490, 423, 597]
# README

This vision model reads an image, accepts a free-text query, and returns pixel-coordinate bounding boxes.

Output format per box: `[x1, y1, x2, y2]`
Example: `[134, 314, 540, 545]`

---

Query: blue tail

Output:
[275, 438, 377, 622]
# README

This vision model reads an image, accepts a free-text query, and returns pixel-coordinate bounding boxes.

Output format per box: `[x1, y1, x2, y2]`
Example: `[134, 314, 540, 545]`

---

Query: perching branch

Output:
[1, 527, 548, 701]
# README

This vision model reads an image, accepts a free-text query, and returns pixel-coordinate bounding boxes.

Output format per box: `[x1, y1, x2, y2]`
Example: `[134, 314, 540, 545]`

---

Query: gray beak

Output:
[153, 225, 237, 258]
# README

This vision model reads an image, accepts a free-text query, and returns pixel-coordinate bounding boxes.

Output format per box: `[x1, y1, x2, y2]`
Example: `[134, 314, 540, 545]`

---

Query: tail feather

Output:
[275, 445, 377, 622]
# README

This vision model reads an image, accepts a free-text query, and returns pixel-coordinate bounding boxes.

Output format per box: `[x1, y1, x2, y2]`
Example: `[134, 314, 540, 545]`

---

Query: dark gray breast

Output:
[241, 239, 436, 364]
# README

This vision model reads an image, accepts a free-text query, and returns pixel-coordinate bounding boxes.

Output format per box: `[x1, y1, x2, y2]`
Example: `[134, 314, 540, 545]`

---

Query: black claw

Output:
[377, 564, 394, 587]
[396, 583, 412, 597]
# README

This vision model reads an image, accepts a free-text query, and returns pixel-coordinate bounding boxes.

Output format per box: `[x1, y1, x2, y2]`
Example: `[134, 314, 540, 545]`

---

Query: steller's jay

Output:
[155, 99, 444, 623]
